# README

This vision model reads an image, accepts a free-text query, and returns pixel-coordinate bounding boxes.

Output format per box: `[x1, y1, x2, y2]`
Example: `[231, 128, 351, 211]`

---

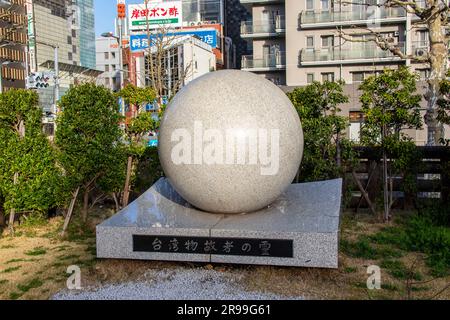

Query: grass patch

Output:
[341, 238, 379, 259]
[344, 266, 357, 274]
[0, 244, 15, 249]
[25, 247, 47, 256]
[58, 254, 80, 261]
[6, 258, 26, 264]
[9, 292, 22, 300]
[381, 283, 399, 292]
[1, 266, 21, 274]
[380, 259, 422, 281]
[52, 245, 71, 252]
[17, 278, 44, 293]
[369, 215, 450, 277]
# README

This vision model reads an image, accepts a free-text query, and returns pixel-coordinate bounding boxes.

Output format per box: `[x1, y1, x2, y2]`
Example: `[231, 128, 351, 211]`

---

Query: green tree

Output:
[437, 71, 450, 145]
[116, 84, 157, 207]
[359, 67, 423, 221]
[0, 90, 66, 233]
[288, 80, 354, 182]
[55, 83, 123, 226]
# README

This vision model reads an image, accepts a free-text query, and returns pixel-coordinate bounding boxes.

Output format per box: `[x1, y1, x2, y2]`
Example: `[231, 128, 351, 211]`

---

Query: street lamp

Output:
[102, 31, 125, 118]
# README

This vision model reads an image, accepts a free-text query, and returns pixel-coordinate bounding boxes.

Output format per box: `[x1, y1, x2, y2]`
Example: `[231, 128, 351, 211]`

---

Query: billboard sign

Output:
[130, 29, 218, 52]
[128, 1, 182, 31]
[26, 0, 37, 73]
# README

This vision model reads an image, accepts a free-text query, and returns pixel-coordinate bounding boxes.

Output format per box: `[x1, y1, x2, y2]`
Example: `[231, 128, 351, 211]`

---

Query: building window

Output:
[68, 52, 73, 60]
[306, 36, 314, 48]
[321, 35, 334, 48]
[112, 52, 116, 59]
[321, 0, 330, 11]
[306, 0, 314, 11]
[105, 52, 109, 60]
[322, 72, 335, 82]
[112, 64, 116, 71]
[73, 45, 77, 54]
[349, 111, 364, 143]
[72, 30, 77, 38]
[352, 72, 364, 83]
[307, 73, 315, 84]
[67, 36, 72, 45]
[105, 65, 110, 72]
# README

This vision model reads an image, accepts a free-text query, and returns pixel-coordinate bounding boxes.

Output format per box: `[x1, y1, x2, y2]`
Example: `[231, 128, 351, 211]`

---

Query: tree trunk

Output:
[122, 155, 133, 207]
[0, 210, 5, 227]
[112, 192, 120, 212]
[382, 147, 390, 222]
[82, 189, 89, 223]
[8, 208, 15, 235]
[425, 6, 448, 145]
[61, 187, 80, 237]
[8, 172, 19, 235]
[336, 131, 342, 169]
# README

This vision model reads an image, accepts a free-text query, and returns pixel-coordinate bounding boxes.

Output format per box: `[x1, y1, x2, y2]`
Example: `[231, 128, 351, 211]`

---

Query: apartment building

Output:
[240, 0, 449, 145]
[0, 0, 28, 92]
[134, 35, 216, 97]
[240, 0, 287, 85]
[96, 37, 121, 92]
[241, 0, 431, 85]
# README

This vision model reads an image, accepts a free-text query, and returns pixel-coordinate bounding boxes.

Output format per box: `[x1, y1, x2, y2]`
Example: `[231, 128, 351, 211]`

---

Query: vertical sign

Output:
[26, 0, 37, 74]
[117, 0, 126, 19]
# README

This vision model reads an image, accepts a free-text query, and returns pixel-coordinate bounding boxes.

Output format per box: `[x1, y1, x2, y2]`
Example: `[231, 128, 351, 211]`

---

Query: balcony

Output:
[241, 16, 285, 38]
[299, 8, 407, 29]
[240, 0, 284, 4]
[242, 52, 286, 71]
[299, 43, 406, 66]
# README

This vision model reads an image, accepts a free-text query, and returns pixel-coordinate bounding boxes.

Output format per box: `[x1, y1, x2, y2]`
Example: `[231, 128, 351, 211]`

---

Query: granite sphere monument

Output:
[158, 70, 304, 214]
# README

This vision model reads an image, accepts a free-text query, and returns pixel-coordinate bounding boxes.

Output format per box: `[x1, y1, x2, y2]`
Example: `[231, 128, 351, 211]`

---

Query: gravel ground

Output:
[53, 268, 303, 300]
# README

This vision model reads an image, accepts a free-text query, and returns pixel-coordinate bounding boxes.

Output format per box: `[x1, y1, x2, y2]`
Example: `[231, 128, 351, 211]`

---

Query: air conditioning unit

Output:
[415, 48, 427, 57]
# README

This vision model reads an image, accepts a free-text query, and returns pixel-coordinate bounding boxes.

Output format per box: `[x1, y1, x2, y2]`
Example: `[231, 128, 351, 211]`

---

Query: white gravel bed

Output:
[53, 267, 303, 300]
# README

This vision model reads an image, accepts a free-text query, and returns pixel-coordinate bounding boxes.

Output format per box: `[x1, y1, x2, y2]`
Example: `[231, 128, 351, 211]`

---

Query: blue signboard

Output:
[130, 29, 218, 52]
[148, 139, 158, 147]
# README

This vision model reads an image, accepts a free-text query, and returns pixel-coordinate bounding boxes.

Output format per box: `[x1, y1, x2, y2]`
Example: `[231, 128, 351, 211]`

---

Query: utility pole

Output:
[54, 45, 59, 116]
[117, 0, 126, 119]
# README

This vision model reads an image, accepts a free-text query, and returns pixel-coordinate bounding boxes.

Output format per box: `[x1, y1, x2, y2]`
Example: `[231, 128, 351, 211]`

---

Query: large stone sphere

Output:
[158, 70, 303, 214]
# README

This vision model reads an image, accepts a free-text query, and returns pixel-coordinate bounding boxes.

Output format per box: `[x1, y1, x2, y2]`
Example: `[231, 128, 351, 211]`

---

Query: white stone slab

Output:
[96, 178, 343, 268]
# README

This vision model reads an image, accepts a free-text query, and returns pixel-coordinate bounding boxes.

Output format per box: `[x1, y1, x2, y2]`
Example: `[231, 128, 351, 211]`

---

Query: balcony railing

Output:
[299, 8, 406, 27]
[241, 16, 285, 36]
[300, 43, 406, 65]
[242, 52, 286, 70]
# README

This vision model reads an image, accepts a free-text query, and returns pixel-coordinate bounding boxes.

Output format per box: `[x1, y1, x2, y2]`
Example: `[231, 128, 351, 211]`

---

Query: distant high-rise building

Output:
[224, 0, 250, 69]
[30, 0, 100, 115]
[76, 0, 96, 69]
[0, 0, 28, 92]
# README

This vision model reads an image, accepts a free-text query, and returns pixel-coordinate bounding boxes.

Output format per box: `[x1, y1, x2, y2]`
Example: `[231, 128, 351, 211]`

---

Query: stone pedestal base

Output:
[96, 178, 342, 268]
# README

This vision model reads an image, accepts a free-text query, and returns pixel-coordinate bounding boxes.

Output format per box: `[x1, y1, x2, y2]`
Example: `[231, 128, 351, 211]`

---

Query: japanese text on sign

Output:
[133, 235, 294, 258]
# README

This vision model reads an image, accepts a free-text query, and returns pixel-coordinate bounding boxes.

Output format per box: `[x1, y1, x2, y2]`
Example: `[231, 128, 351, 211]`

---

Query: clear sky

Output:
[94, 0, 143, 36]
